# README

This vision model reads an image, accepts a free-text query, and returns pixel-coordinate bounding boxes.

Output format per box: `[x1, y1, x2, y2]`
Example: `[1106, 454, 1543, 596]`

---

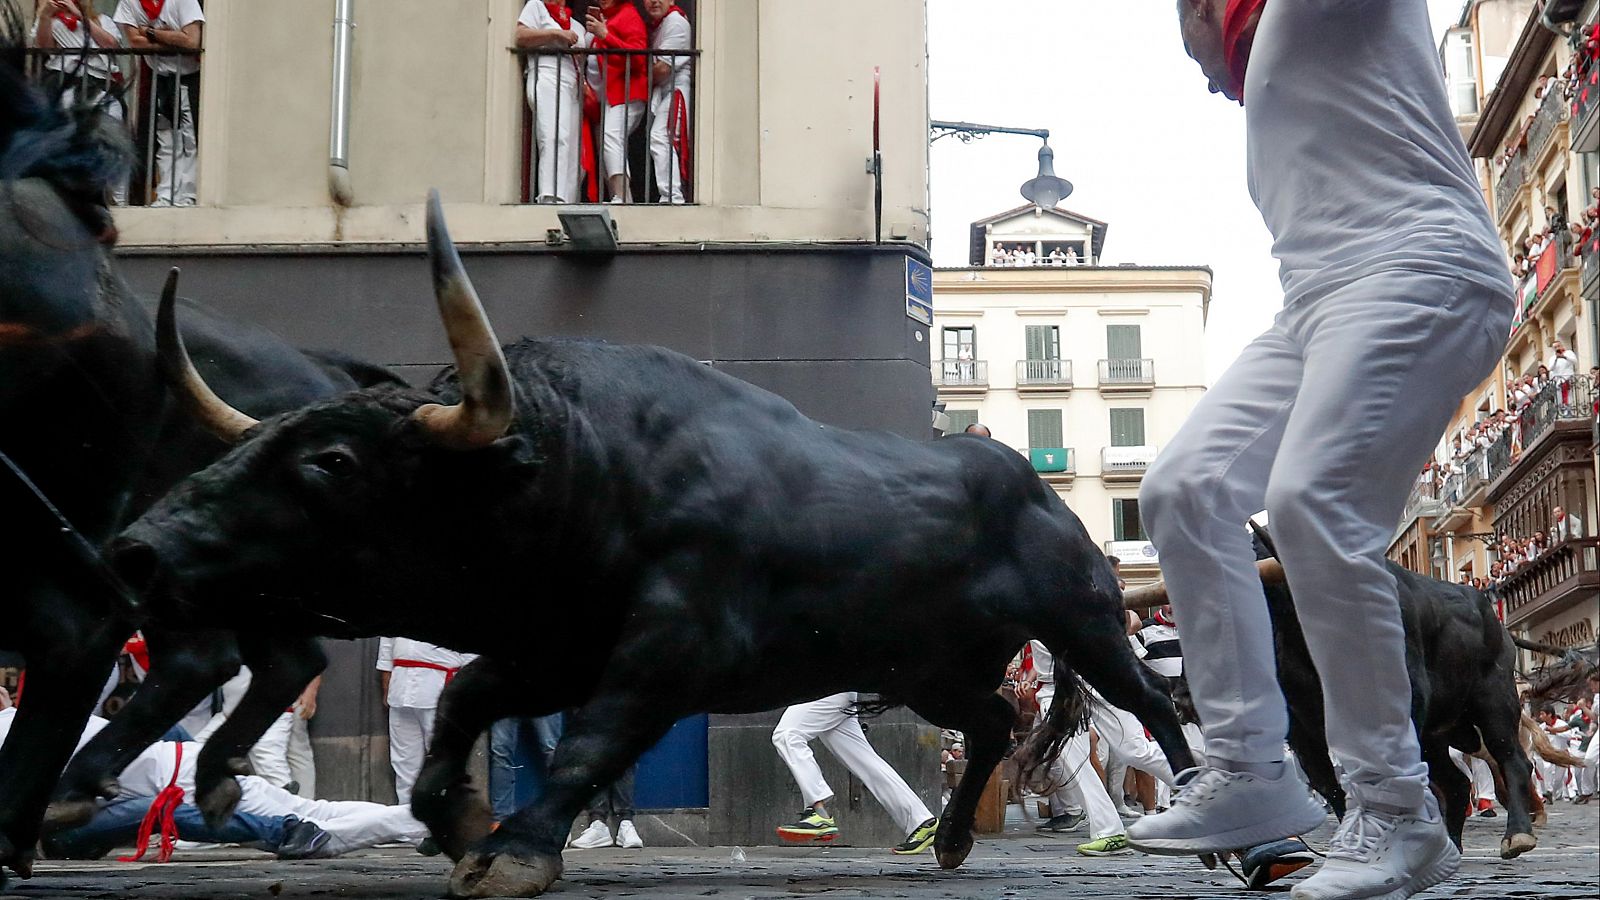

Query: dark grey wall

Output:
[115, 243, 937, 820]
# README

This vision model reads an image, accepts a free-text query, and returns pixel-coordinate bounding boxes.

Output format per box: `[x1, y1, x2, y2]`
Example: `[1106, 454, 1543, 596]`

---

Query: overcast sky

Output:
[928, 0, 1468, 384]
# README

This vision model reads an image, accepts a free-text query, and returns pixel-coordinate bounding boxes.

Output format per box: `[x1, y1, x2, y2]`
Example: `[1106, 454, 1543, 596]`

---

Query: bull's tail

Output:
[1511, 635, 1572, 657]
[1014, 654, 1092, 795]
[1521, 713, 1586, 768]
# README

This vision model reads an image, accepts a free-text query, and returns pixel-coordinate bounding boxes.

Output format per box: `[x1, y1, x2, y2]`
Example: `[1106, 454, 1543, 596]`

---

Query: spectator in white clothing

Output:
[644, 0, 691, 203]
[112, 0, 202, 206]
[517, 1, 588, 203]
[1553, 506, 1585, 542]
[377, 638, 475, 805]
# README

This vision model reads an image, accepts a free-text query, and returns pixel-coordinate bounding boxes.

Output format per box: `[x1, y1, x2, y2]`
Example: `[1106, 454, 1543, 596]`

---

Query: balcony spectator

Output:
[33, 0, 126, 204]
[517, 1, 588, 204]
[644, 0, 690, 204]
[1021, 245, 1037, 266]
[1553, 506, 1584, 542]
[585, 0, 649, 203]
[113, 0, 202, 207]
[1066, 246, 1080, 265]
[1549, 339, 1578, 404]
[1047, 247, 1066, 265]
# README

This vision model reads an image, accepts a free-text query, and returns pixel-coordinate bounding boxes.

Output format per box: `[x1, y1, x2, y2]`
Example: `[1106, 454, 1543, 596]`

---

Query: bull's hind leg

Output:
[1473, 690, 1537, 858]
[1062, 616, 1197, 778]
[1422, 742, 1469, 850]
[905, 689, 1016, 870]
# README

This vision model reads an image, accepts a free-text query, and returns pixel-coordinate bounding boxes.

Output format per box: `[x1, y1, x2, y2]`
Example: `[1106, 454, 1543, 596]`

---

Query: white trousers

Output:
[602, 101, 645, 196]
[1091, 696, 1176, 793]
[528, 70, 581, 203]
[771, 693, 933, 834]
[286, 712, 315, 797]
[1035, 685, 1123, 840]
[236, 776, 427, 853]
[1580, 737, 1599, 796]
[248, 711, 293, 789]
[388, 706, 436, 805]
[1157, 724, 1208, 808]
[649, 88, 688, 203]
[152, 79, 197, 207]
[1447, 748, 1497, 806]
[1140, 273, 1509, 814]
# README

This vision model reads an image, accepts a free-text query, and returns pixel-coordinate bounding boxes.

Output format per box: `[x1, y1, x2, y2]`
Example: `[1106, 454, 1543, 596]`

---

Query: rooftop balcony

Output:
[933, 360, 988, 394]
[1101, 445, 1157, 483]
[1097, 358, 1155, 396]
[1016, 359, 1073, 392]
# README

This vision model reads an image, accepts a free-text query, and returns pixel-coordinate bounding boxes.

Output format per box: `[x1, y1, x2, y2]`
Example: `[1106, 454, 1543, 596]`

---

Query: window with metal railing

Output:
[24, 45, 202, 207]
[513, 2, 698, 206]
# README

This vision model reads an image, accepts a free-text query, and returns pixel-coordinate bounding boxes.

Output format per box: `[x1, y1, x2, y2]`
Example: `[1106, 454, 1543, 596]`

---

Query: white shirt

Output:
[517, 2, 588, 87]
[1549, 351, 1577, 381]
[0, 707, 109, 756]
[36, 12, 123, 79]
[1028, 639, 1053, 685]
[376, 638, 475, 710]
[1244, 0, 1509, 307]
[650, 9, 692, 99]
[113, 0, 203, 75]
[1554, 514, 1584, 541]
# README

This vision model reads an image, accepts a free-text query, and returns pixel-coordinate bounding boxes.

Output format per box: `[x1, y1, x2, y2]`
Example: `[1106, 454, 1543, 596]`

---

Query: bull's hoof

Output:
[197, 775, 243, 829]
[1500, 832, 1536, 859]
[934, 830, 973, 870]
[41, 796, 100, 833]
[414, 780, 495, 863]
[448, 849, 562, 898]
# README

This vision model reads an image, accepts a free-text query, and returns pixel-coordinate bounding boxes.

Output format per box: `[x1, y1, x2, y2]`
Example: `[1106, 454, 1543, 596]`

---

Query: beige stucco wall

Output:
[113, 0, 930, 248]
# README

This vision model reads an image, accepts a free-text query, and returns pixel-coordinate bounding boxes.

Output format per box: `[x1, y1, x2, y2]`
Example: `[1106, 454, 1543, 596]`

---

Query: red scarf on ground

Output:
[1223, 0, 1267, 102]
[544, 1, 570, 30]
[139, 0, 165, 21]
[53, 11, 81, 31]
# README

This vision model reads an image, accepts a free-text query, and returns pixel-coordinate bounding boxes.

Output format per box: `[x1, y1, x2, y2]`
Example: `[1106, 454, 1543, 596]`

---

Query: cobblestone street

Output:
[4, 802, 1594, 900]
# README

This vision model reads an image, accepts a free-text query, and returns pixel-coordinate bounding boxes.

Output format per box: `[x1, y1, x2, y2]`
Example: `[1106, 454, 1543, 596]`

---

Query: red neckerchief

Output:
[1223, 0, 1267, 102]
[543, 1, 570, 30]
[140, 0, 165, 22]
[118, 743, 185, 864]
[54, 10, 81, 31]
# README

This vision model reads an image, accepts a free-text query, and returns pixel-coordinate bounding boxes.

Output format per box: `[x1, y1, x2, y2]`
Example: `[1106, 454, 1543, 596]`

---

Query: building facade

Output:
[42, 0, 943, 843]
[932, 205, 1212, 585]
[1391, 0, 1598, 668]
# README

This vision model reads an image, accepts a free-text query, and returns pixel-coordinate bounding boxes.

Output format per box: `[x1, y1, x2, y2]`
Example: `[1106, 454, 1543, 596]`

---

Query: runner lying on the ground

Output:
[42, 795, 331, 861]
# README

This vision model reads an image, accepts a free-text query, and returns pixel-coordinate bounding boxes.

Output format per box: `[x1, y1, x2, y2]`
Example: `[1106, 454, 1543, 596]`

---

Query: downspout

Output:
[328, 0, 354, 206]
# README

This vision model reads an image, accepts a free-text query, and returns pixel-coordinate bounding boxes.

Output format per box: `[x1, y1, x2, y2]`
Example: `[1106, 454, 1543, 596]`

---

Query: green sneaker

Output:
[776, 809, 839, 843]
[891, 817, 938, 855]
[1076, 834, 1132, 856]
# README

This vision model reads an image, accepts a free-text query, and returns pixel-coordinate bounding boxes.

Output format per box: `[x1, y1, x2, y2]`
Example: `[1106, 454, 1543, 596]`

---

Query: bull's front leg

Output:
[48, 628, 241, 831]
[191, 635, 324, 827]
[904, 690, 1015, 870]
[412, 656, 580, 863]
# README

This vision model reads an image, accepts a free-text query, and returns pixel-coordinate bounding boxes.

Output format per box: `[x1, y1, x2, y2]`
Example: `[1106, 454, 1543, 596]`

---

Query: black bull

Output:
[110, 194, 1198, 899]
[0, 59, 402, 880]
[1126, 523, 1540, 859]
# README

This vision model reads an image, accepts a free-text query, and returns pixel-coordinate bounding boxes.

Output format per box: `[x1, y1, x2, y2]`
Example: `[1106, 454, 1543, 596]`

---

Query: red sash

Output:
[118, 743, 185, 864]
[1222, 0, 1267, 102]
[139, 0, 165, 22]
[393, 659, 460, 683]
[124, 633, 151, 674]
[668, 88, 691, 189]
[54, 11, 81, 32]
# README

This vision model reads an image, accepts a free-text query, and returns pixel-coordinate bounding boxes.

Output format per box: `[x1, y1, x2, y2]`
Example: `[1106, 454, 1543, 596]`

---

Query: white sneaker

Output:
[1291, 794, 1459, 900]
[616, 820, 644, 849]
[1127, 766, 1327, 855]
[569, 819, 615, 850]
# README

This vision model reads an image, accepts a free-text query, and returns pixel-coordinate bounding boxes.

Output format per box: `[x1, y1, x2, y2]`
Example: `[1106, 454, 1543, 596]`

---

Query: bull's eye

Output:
[305, 449, 358, 480]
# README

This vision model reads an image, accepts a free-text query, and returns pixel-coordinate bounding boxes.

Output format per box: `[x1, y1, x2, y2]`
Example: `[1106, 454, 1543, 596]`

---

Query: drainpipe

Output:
[328, 0, 355, 206]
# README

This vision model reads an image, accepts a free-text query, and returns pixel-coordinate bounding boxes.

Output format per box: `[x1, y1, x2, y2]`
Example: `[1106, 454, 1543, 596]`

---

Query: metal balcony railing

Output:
[1495, 149, 1527, 218]
[1517, 373, 1597, 448]
[933, 360, 988, 388]
[514, 47, 699, 205]
[1533, 230, 1575, 303]
[24, 46, 203, 208]
[1098, 358, 1155, 387]
[1496, 537, 1600, 625]
[1016, 359, 1073, 387]
[1529, 84, 1570, 159]
[1101, 445, 1158, 473]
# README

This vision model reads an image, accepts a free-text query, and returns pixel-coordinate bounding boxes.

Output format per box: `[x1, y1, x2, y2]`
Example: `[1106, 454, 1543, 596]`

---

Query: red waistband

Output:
[394, 659, 460, 682]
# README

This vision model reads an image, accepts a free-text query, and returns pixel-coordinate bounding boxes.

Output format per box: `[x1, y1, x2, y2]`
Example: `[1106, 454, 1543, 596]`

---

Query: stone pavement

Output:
[3, 802, 1595, 899]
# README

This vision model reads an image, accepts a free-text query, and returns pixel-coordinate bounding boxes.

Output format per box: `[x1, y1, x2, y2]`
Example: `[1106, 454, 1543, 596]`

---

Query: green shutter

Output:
[1027, 409, 1063, 450]
[945, 409, 979, 435]
[1107, 324, 1142, 360]
[1024, 325, 1059, 361]
[1109, 408, 1145, 447]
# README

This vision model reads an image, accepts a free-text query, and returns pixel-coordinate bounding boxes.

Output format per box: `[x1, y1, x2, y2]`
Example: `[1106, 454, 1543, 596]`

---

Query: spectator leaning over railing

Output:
[32, 0, 127, 203]
[517, 0, 588, 204]
[585, 0, 648, 203]
[1549, 339, 1578, 404]
[643, 0, 690, 204]
[113, 0, 202, 207]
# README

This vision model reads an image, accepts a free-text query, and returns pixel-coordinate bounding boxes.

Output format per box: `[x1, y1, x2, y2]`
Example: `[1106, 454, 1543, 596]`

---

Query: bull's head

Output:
[111, 192, 521, 636]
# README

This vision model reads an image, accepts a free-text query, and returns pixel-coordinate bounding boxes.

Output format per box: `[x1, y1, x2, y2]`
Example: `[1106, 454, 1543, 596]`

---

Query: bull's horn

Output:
[1122, 582, 1168, 610]
[1122, 558, 1288, 611]
[410, 191, 514, 450]
[156, 268, 259, 443]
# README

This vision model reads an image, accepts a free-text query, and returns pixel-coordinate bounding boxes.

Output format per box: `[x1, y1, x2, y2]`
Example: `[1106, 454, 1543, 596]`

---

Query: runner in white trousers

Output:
[1026, 641, 1128, 856]
[1135, 4, 1514, 900]
[770, 692, 938, 854]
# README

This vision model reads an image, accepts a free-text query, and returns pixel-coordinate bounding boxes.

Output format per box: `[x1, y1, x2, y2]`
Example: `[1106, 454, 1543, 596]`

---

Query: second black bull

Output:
[109, 193, 1196, 899]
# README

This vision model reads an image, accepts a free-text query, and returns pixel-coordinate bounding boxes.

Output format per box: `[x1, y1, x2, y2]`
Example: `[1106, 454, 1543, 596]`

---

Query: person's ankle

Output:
[1212, 758, 1287, 779]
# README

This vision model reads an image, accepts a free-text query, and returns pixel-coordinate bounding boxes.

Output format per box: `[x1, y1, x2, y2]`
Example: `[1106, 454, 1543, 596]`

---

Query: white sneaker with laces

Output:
[616, 819, 644, 849]
[1290, 794, 1459, 900]
[1127, 765, 1328, 855]
[569, 819, 615, 850]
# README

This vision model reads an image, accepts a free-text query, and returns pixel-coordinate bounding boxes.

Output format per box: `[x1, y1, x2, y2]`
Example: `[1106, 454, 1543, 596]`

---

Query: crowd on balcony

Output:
[1464, 506, 1588, 594]
[990, 243, 1083, 267]
[516, 0, 692, 205]
[30, 0, 205, 207]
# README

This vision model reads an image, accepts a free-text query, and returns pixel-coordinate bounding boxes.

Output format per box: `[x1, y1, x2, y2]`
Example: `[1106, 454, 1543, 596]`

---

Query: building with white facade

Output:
[932, 204, 1211, 583]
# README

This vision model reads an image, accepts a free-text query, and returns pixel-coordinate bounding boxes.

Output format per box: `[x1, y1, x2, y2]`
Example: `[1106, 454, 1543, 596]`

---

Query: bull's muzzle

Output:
[107, 537, 163, 599]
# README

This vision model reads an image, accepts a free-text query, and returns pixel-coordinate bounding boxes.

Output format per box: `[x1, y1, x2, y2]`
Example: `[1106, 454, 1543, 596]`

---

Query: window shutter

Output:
[1024, 325, 1059, 361]
[1027, 409, 1063, 450]
[1113, 498, 1147, 542]
[1109, 408, 1145, 447]
[945, 409, 979, 434]
[1106, 324, 1142, 360]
